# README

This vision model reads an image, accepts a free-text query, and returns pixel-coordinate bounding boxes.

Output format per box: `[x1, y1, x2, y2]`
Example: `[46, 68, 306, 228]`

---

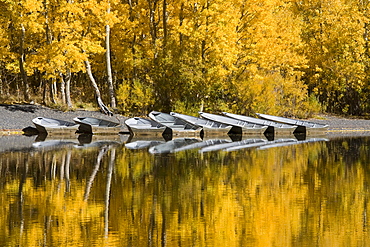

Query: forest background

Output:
[1, 0, 370, 117]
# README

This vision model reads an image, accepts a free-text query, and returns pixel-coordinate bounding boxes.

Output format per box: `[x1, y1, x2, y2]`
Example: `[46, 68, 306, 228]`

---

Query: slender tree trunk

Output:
[60, 70, 73, 108]
[0, 73, 3, 95]
[50, 78, 57, 104]
[19, 23, 30, 102]
[43, 78, 48, 104]
[132, 35, 137, 82]
[179, 4, 184, 47]
[128, 0, 137, 83]
[84, 59, 113, 115]
[65, 69, 73, 108]
[163, 0, 167, 49]
[60, 75, 66, 104]
[44, 1, 56, 105]
[106, 2, 116, 108]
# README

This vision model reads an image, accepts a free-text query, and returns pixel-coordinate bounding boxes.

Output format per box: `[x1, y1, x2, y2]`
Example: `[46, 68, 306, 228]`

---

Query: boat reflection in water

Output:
[148, 138, 203, 154]
[31, 133, 130, 150]
[123, 134, 329, 154]
[125, 135, 166, 150]
[11, 130, 328, 154]
[5, 132, 370, 247]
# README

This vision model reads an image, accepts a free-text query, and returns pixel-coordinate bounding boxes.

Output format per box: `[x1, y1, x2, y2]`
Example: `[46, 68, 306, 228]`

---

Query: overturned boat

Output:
[124, 117, 171, 137]
[73, 117, 124, 134]
[199, 112, 268, 136]
[170, 112, 234, 136]
[222, 112, 299, 135]
[255, 113, 328, 135]
[149, 111, 203, 137]
[32, 117, 79, 134]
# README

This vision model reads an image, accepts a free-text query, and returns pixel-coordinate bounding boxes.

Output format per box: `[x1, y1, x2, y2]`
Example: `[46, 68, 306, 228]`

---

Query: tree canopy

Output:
[0, 0, 369, 116]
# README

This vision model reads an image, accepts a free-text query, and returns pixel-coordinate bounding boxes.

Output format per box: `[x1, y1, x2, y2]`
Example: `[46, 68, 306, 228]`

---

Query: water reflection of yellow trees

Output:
[1, 137, 370, 246]
[112, 139, 370, 246]
[0, 146, 119, 246]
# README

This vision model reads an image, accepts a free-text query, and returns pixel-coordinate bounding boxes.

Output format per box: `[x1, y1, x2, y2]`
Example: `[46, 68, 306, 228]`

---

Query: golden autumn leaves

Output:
[0, 0, 369, 116]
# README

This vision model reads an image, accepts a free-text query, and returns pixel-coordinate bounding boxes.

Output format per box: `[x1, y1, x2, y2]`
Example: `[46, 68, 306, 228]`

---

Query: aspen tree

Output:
[296, 0, 368, 114]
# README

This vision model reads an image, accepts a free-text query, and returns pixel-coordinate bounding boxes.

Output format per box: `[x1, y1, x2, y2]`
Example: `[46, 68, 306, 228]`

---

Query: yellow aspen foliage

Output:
[1, 0, 370, 114]
[25, 0, 113, 79]
[228, 0, 312, 116]
[0, 0, 44, 75]
[296, 0, 369, 114]
[117, 78, 155, 115]
[0, 17, 11, 60]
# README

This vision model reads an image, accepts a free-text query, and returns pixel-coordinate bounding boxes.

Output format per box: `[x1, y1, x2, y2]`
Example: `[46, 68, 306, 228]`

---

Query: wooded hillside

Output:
[1, 0, 369, 117]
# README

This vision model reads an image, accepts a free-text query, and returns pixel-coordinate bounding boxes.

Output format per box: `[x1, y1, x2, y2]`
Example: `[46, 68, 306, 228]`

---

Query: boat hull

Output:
[222, 112, 297, 136]
[127, 126, 168, 136]
[125, 117, 171, 136]
[77, 123, 122, 134]
[234, 126, 267, 136]
[73, 117, 123, 134]
[199, 112, 268, 136]
[170, 128, 204, 137]
[256, 113, 328, 135]
[202, 126, 233, 136]
[32, 117, 79, 134]
[149, 111, 203, 138]
[170, 112, 233, 137]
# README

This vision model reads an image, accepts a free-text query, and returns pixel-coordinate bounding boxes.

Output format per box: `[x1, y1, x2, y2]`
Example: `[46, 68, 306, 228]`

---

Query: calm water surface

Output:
[0, 133, 370, 246]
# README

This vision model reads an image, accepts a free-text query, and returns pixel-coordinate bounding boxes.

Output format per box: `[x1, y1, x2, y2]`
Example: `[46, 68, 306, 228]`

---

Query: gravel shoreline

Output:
[1, 104, 370, 136]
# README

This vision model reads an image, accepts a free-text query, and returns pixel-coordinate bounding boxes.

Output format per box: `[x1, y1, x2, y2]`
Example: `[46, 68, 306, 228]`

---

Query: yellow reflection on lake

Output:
[0, 136, 369, 246]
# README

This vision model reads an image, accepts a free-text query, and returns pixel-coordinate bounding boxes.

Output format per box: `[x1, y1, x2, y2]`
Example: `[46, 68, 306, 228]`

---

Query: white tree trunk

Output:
[60, 69, 73, 108]
[84, 59, 113, 115]
[106, 4, 116, 108]
[19, 23, 29, 102]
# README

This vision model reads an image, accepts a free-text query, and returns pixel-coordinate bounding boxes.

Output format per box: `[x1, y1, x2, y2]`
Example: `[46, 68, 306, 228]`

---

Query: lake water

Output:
[1, 133, 370, 246]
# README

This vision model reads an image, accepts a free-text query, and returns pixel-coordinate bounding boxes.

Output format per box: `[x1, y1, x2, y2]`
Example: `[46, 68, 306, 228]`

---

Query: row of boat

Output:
[29, 111, 328, 138]
[126, 111, 328, 138]
[31, 116, 126, 135]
